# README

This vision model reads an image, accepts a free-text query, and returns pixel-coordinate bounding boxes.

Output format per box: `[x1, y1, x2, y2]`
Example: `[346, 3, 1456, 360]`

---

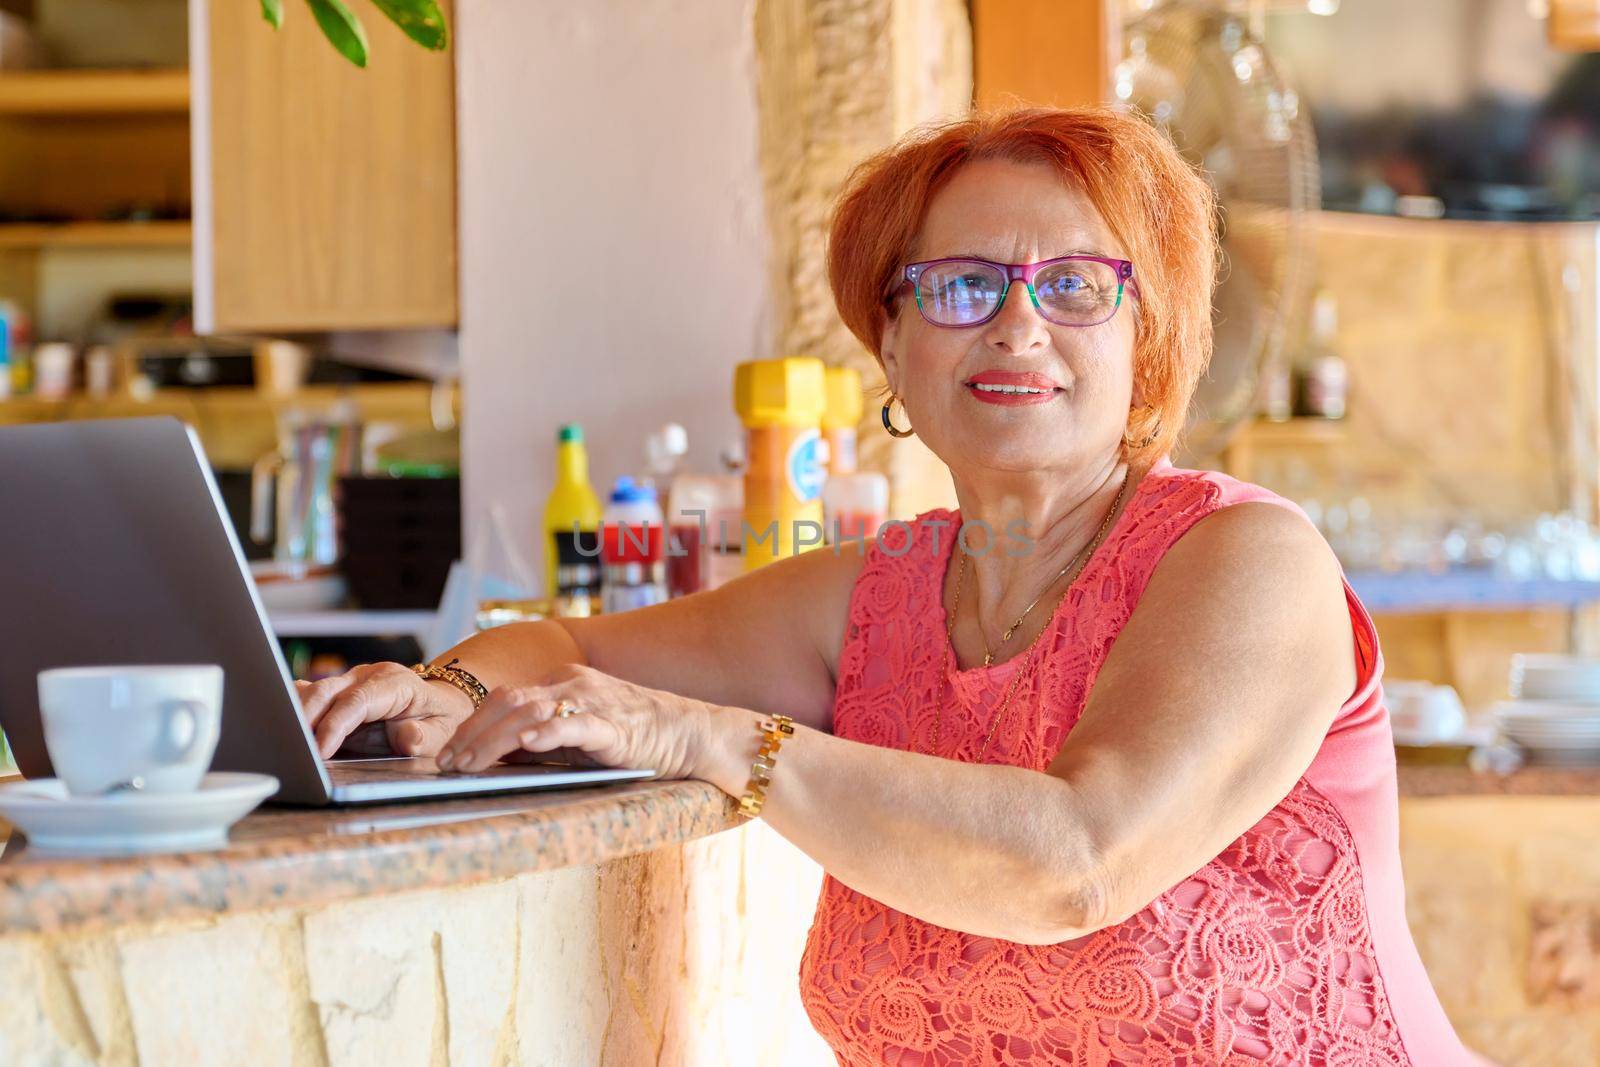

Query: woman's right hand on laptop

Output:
[296, 663, 474, 760]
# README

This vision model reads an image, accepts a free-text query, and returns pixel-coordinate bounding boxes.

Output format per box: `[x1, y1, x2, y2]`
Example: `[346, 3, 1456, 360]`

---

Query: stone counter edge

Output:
[0, 780, 741, 936]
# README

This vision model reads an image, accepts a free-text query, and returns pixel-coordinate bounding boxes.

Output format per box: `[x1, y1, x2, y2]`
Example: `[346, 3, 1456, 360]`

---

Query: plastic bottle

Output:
[644, 422, 688, 499]
[735, 356, 827, 570]
[31, 342, 74, 401]
[0, 302, 12, 401]
[1, 303, 31, 397]
[600, 476, 666, 612]
[543, 424, 603, 598]
[668, 439, 750, 595]
[820, 365, 890, 545]
[703, 441, 747, 591]
[644, 423, 704, 598]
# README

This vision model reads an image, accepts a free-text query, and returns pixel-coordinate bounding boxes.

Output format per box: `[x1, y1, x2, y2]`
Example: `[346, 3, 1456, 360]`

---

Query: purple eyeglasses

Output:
[897, 255, 1139, 329]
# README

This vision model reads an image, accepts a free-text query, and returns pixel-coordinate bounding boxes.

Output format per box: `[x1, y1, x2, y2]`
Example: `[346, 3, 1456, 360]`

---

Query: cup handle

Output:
[157, 699, 205, 762]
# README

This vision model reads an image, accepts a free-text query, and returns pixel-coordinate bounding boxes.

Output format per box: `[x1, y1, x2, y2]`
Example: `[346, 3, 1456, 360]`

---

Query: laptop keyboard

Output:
[327, 757, 581, 782]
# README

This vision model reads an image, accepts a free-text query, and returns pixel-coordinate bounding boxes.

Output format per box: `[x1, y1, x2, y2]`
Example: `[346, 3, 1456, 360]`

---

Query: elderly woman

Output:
[300, 108, 1472, 1063]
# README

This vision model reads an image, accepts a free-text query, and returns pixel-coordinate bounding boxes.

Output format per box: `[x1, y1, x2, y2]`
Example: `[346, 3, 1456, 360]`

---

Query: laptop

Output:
[0, 417, 655, 805]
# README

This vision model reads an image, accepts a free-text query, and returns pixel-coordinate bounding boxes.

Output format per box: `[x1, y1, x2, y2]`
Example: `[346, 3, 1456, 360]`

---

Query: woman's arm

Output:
[436, 501, 1351, 945]
[691, 502, 1356, 944]
[554, 539, 866, 732]
[300, 541, 865, 756]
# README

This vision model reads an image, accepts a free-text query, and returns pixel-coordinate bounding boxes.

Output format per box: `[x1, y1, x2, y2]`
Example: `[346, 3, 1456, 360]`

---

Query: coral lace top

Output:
[799, 459, 1471, 1065]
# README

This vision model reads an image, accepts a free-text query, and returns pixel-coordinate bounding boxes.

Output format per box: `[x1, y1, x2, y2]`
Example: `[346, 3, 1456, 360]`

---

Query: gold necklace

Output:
[932, 472, 1132, 761]
[978, 473, 1134, 666]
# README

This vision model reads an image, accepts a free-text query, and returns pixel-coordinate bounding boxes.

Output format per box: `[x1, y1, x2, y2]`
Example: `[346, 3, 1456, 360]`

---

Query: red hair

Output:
[827, 107, 1220, 464]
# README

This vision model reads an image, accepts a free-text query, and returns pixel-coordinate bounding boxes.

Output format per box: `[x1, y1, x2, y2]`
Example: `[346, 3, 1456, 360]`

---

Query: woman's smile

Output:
[963, 369, 1065, 406]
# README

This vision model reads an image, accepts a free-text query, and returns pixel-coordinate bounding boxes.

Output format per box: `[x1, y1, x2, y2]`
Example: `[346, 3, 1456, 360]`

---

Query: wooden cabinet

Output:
[188, 0, 457, 333]
[1548, 0, 1600, 51]
[971, 0, 1120, 109]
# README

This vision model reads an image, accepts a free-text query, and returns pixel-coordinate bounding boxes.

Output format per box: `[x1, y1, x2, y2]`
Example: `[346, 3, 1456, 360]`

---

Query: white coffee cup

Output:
[36, 665, 224, 796]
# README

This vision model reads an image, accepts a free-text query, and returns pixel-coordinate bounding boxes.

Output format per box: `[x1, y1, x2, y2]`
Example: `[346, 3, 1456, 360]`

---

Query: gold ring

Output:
[555, 700, 583, 719]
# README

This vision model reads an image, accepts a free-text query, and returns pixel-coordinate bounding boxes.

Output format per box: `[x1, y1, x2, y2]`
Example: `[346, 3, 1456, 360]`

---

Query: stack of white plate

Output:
[1510, 654, 1600, 702]
[1495, 655, 1600, 766]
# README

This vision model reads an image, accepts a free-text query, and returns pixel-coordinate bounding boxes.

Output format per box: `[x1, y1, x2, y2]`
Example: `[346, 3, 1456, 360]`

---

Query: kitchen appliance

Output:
[251, 412, 363, 565]
[1117, 1, 1321, 461]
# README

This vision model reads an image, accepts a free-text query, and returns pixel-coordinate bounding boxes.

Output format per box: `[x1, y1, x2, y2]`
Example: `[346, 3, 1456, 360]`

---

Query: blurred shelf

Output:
[0, 382, 455, 420]
[268, 610, 436, 639]
[0, 383, 459, 468]
[0, 220, 191, 250]
[0, 68, 189, 115]
[1221, 418, 1349, 480]
[1234, 417, 1348, 447]
[1348, 570, 1600, 613]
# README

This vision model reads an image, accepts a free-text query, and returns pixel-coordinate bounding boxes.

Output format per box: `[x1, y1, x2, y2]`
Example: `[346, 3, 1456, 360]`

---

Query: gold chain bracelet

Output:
[410, 657, 489, 711]
[737, 713, 795, 818]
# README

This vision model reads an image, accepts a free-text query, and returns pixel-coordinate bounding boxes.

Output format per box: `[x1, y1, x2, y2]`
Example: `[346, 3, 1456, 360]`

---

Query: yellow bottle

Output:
[543, 424, 603, 597]
[734, 357, 827, 570]
[821, 365, 889, 545]
[822, 364, 864, 476]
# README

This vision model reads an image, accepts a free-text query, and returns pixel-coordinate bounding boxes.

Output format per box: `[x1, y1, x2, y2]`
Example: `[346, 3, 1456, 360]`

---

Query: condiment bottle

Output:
[666, 473, 712, 598]
[645, 422, 704, 598]
[542, 424, 603, 598]
[1298, 290, 1348, 420]
[553, 529, 601, 616]
[734, 356, 827, 570]
[600, 476, 666, 612]
[820, 365, 889, 545]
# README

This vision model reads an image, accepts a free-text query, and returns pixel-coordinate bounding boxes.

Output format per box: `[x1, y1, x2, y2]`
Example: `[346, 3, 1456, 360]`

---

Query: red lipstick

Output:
[963, 370, 1063, 406]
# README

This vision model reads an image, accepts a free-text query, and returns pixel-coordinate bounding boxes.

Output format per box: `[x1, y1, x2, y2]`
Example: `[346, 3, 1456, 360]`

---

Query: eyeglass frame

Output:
[893, 254, 1141, 329]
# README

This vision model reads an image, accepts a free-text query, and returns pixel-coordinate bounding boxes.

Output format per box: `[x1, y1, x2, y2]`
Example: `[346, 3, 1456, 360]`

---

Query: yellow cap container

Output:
[821, 365, 864, 430]
[735, 357, 827, 569]
[735, 357, 827, 427]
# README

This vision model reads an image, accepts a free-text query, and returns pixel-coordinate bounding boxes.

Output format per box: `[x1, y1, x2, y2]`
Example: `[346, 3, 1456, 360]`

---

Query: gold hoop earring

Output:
[882, 395, 915, 438]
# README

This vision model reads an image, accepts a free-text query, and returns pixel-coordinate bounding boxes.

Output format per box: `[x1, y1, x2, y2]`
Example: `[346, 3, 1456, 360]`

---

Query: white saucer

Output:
[0, 772, 279, 855]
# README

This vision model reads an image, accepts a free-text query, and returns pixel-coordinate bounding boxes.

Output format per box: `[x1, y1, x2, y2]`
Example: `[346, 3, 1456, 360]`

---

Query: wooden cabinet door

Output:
[972, 0, 1119, 109]
[188, 0, 457, 333]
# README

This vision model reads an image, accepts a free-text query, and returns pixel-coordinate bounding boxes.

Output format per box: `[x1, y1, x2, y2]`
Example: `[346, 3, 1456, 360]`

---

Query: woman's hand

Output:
[296, 662, 476, 759]
[436, 662, 724, 780]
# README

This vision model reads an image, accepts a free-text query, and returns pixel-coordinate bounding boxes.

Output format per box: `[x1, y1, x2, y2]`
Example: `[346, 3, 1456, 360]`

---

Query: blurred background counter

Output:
[1395, 766, 1600, 1063]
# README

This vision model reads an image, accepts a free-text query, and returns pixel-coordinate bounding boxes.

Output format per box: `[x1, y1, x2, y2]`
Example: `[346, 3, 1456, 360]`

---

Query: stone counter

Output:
[0, 780, 833, 1066]
[4, 763, 1595, 1065]
[0, 779, 744, 936]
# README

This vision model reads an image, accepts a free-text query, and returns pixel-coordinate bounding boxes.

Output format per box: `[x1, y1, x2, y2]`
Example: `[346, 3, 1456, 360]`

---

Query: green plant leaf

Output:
[367, 0, 449, 51]
[261, 0, 285, 30]
[306, 0, 370, 67]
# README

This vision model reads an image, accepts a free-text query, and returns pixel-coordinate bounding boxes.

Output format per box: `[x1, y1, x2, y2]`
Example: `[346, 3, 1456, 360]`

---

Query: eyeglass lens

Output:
[915, 259, 1123, 327]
